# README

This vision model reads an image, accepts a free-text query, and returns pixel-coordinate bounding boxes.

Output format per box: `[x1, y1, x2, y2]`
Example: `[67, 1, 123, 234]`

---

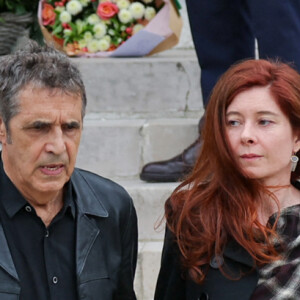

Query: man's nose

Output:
[45, 128, 66, 154]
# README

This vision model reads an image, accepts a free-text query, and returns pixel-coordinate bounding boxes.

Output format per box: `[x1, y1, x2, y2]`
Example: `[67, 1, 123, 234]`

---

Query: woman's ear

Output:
[294, 136, 300, 154]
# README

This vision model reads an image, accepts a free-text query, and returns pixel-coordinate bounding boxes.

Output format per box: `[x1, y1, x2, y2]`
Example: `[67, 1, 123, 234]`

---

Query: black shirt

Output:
[0, 164, 78, 300]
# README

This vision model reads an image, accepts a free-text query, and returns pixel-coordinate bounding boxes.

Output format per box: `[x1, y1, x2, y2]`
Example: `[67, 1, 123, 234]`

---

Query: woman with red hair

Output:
[155, 59, 300, 299]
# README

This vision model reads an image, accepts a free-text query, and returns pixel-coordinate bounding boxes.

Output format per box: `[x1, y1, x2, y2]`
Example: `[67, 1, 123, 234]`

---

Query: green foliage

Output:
[0, 0, 39, 14]
[0, 0, 43, 44]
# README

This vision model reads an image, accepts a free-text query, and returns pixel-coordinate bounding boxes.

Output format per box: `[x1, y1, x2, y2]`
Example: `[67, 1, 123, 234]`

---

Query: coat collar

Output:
[223, 239, 256, 268]
[71, 169, 109, 218]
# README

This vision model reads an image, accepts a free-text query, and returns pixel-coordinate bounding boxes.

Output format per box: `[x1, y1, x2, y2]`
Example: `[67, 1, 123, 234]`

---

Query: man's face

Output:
[0, 85, 83, 203]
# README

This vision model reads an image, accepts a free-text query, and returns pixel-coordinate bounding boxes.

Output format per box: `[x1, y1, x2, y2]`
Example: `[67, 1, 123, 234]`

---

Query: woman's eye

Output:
[227, 120, 240, 126]
[259, 119, 272, 126]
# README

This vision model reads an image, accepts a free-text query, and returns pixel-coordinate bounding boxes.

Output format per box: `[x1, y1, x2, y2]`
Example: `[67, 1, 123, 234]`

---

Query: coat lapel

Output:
[72, 170, 109, 281]
[0, 223, 19, 281]
[223, 239, 256, 268]
[76, 213, 100, 276]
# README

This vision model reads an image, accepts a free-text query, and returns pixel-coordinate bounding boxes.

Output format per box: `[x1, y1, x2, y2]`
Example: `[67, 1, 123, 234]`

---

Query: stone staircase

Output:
[73, 3, 204, 299]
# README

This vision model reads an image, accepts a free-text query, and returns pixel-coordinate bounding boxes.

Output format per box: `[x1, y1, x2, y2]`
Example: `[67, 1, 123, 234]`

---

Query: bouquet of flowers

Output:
[38, 0, 182, 56]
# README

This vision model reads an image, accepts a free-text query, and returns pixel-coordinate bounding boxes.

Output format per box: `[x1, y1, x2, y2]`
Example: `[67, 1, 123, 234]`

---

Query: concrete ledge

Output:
[117, 180, 179, 240]
[73, 49, 203, 118]
[135, 241, 164, 300]
[76, 118, 199, 179]
[141, 117, 199, 164]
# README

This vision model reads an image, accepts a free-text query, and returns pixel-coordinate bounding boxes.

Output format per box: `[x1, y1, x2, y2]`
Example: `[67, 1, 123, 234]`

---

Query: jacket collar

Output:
[70, 169, 109, 218]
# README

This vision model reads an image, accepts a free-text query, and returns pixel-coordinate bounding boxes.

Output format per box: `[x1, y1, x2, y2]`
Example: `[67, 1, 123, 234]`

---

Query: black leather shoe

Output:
[139, 137, 202, 182]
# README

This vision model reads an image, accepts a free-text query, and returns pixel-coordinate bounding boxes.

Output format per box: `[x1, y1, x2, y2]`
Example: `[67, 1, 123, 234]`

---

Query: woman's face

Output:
[225, 86, 300, 186]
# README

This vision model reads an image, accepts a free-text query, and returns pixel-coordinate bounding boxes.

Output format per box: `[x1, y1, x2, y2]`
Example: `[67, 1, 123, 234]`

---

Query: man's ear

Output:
[0, 118, 7, 144]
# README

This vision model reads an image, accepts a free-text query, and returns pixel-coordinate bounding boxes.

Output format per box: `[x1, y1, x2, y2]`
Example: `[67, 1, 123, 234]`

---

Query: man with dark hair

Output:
[0, 41, 137, 300]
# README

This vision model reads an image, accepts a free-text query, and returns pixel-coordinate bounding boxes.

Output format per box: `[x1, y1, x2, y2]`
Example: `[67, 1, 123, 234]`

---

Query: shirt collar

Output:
[61, 181, 76, 218]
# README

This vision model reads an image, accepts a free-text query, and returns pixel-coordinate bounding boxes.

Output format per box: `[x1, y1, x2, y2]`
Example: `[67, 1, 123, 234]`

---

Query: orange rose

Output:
[97, 2, 119, 20]
[42, 3, 56, 26]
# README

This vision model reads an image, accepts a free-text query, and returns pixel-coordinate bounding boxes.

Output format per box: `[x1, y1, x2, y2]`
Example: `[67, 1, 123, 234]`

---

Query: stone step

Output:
[74, 49, 203, 119]
[116, 180, 178, 240]
[120, 182, 178, 300]
[135, 241, 164, 300]
[76, 117, 199, 179]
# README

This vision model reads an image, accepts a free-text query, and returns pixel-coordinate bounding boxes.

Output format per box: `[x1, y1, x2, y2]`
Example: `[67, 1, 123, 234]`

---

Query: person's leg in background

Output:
[140, 0, 255, 182]
[250, 0, 300, 71]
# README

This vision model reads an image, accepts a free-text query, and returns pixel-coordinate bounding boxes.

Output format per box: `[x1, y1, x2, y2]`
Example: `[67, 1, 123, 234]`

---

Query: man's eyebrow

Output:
[22, 120, 51, 129]
[63, 121, 81, 128]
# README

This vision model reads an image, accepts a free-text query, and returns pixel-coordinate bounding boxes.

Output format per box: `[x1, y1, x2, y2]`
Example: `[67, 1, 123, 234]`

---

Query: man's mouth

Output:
[40, 164, 65, 175]
[44, 165, 62, 170]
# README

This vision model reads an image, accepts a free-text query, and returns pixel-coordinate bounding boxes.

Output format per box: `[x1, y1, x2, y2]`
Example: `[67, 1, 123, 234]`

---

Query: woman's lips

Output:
[240, 154, 262, 159]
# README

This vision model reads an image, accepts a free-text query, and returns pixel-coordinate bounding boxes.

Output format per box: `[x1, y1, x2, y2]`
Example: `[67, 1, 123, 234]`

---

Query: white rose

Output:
[79, 0, 90, 7]
[103, 35, 112, 43]
[87, 14, 101, 25]
[75, 19, 85, 34]
[87, 39, 100, 53]
[78, 39, 87, 49]
[93, 23, 107, 39]
[144, 6, 156, 21]
[97, 38, 110, 51]
[129, 2, 145, 19]
[55, 6, 65, 13]
[59, 11, 72, 23]
[66, 0, 83, 16]
[84, 31, 93, 42]
[118, 9, 132, 24]
[63, 29, 72, 37]
[108, 28, 116, 36]
[116, 0, 130, 9]
[133, 23, 144, 34]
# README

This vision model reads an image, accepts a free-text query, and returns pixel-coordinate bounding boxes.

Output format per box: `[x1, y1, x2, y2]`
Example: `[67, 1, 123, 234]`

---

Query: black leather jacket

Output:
[0, 168, 138, 300]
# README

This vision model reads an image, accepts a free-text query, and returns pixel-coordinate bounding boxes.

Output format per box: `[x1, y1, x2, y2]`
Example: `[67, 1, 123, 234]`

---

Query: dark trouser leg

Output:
[249, 0, 300, 72]
[187, 0, 255, 107]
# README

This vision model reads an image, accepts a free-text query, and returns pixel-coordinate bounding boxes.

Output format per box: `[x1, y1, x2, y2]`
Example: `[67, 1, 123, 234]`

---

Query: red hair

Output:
[166, 59, 300, 283]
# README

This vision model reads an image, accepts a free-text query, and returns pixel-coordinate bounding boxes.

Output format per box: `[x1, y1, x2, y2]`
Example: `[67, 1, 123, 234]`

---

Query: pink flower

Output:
[125, 27, 133, 35]
[97, 2, 119, 20]
[62, 23, 72, 29]
[54, 1, 64, 6]
[42, 3, 56, 26]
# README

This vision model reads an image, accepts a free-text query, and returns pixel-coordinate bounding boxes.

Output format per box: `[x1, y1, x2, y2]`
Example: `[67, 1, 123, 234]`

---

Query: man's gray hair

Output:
[0, 41, 87, 132]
